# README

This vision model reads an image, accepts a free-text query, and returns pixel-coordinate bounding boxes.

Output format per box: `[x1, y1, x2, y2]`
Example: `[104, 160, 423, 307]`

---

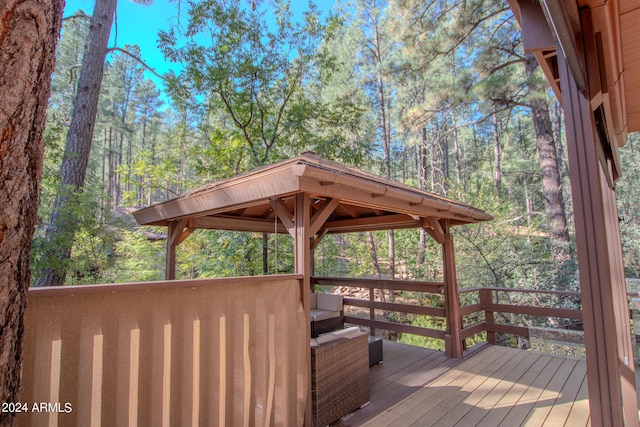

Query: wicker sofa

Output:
[310, 293, 344, 338]
[310, 328, 370, 426]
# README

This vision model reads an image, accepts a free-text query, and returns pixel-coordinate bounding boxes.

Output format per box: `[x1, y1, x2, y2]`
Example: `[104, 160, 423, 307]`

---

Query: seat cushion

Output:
[311, 309, 340, 321]
[316, 293, 343, 311]
[310, 292, 317, 309]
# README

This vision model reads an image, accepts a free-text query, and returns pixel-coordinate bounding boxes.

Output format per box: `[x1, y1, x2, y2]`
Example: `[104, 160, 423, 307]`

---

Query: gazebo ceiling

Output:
[132, 152, 493, 235]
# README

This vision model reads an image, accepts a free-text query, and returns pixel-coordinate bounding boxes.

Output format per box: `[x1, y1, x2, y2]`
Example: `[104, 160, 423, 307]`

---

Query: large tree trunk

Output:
[369, 7, 396, 284]
[525, 53, 573, 285]
[451, 109, 462, 188]
[34, 0, 117, 288]
[492, 112, 502, 199]
[0, 0, 63, 424]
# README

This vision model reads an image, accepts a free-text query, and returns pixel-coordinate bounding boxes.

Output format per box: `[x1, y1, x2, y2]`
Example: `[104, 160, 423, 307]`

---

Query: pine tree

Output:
[0, 0, 63, 421]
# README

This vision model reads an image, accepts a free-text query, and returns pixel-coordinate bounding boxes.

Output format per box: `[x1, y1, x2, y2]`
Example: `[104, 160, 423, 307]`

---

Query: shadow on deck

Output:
[334, 340, 590, 427]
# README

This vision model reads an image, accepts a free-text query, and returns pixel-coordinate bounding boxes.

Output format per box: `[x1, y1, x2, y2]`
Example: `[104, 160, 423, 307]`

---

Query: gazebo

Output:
[133, 151, 492, 358]
[133, 151, 492, 424]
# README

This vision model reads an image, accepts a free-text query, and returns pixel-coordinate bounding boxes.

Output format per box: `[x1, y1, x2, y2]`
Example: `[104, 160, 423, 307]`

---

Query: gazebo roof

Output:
[133, 152, 492, 235]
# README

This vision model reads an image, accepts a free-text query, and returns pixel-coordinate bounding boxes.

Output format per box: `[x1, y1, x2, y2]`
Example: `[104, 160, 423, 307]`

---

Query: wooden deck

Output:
[333, 341, 590, 427]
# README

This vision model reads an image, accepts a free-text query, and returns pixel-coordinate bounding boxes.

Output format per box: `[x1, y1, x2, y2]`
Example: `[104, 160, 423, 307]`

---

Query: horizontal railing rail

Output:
[313, 277, 591, 352]
[313, 276, 444, 294]
[312, 277, 446, 340]
[460, 287, 583, 345]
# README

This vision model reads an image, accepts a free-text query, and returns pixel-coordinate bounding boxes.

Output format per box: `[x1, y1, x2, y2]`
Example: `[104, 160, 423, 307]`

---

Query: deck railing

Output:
[459, 287, 583, 345]
[313, 277, 586, 354]
[20, 275, 307, 427]
[312, 277, 447, 340]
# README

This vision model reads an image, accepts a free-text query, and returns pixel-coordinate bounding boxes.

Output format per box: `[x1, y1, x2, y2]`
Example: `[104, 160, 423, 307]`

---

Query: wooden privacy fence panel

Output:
[19, 275, 307, 427]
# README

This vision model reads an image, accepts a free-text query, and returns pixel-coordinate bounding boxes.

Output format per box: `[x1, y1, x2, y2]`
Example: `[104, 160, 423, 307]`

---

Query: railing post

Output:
[480, 288, 495, 345]
[369, 283, 376, 337]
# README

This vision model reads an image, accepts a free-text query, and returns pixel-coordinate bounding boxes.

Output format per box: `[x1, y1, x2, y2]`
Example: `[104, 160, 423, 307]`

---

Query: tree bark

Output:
[370, 11, 396, 282]
[34, 0, 117, 287]
[366, 231, 386, 304]
[0, 0, 63, 423]
[452, 109, 462, 188]
[262, 232, 269, 275]
[492, 112, 502, 199]
[525, 53, 573, 284]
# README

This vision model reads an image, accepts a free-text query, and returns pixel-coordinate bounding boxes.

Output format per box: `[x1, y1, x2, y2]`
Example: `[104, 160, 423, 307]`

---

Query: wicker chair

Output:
[310, 293, 345, 338]
[311, 329, 370, 426]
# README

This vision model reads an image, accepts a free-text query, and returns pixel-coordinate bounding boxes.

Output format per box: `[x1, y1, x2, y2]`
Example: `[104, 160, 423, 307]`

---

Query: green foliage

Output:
[113, 230, 165, 282]
[618, 133, 640, 277]
[399, 315, 446, 351]
[35, 0, 634, 297]
[49, 10, 90, 118]
[31, 183, 117, 285]
[171, 230, 295, 279]
[160, 0, 326, 167]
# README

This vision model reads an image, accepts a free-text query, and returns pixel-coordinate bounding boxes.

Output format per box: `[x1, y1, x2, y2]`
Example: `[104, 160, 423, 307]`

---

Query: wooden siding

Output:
[19, 275, 307, 427]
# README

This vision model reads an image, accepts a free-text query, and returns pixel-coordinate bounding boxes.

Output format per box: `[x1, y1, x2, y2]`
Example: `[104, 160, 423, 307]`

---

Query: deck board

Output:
[447, 351, 541, 427]
[333, 341, 590, 427]
[382, 346, 506, 427]
[406, 347, 525, 426]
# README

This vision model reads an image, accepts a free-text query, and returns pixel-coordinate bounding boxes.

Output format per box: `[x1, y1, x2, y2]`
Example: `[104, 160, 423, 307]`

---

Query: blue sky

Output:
[64, 0, 179, 84]
[63, 0, 335, 93]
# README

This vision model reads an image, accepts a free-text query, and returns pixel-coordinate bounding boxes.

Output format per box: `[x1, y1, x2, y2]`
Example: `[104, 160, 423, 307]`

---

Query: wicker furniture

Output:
[368, 336, 383, 366]
[310, 293, 345, 338]
[311, 328, 370, 427]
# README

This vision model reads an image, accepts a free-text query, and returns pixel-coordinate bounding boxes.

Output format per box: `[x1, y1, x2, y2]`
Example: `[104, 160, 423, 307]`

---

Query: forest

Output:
[31, 0, 640, 295]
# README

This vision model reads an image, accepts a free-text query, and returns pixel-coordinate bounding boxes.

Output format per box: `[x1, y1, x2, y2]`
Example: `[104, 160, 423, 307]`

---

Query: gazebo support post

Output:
[442, 219, 463, 358]
[294, 192, 313, 426]
[166, 222, 178, 280]
[165, 218, 193, 280]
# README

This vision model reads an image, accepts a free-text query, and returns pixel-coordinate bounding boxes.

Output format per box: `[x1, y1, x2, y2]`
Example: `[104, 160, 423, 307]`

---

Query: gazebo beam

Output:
[424, 217, 445, 244]
[311, 229, 329, 250]
[309, 198, 340, 236]
[192, 215, 288, 234]
[321, 213, 419, 233]
[270, 198, 296, 238]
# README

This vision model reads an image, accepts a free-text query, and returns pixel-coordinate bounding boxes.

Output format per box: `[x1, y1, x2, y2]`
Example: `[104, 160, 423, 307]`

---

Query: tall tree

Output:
[0, 0, 63, 423]
[352, 0, 397, 279]
[523, 53, 572, 282]
[161, 0, 325, 169]
[34, 0, 151, 287]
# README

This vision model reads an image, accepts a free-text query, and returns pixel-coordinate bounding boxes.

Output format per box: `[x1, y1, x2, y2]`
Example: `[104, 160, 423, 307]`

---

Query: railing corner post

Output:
[480, 288, 496, 345]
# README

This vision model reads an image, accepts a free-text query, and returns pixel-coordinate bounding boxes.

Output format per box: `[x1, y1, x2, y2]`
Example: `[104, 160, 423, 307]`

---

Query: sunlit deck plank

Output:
[346, 344, 590, 427]
[358, 345, 504, 427]
[385, 349, 507, 426]
[443, 350, 542, 426]
[474, 353, 554, 425]
[522, 358, 579, 425]
[333, 340, 474, 427]
[405, 347, 533, 426]
[565, 374, 590, 426]
[541, 360, 587, 425]
[497, 355, 564, 426]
